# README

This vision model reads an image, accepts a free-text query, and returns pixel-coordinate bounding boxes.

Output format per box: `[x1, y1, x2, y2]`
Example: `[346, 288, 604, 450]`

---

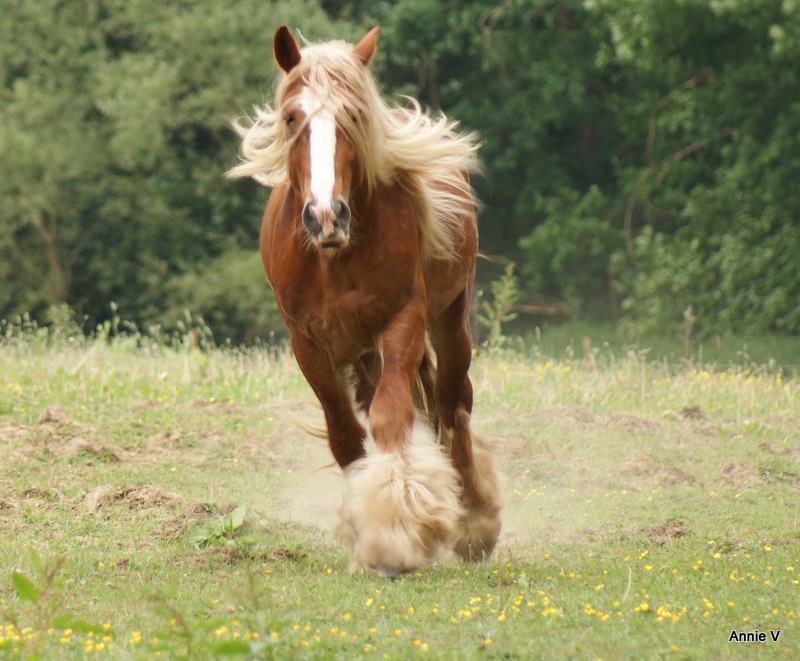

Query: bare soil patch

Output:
[758, 440, 800, 462]
[718, 460, 763, 489]
[603, 413, 663, 434]
[1, 404, 128, 461]
[77, 484, 187, 515]
[616, 454, 696, 489]
[156, 503, 216, 540]
[531, 405, 596, 426]
[646, 518, 688, 546]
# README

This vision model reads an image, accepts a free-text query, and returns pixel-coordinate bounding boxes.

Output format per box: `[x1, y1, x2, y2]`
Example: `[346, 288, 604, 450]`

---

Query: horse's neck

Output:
[347, 185, 377, 228]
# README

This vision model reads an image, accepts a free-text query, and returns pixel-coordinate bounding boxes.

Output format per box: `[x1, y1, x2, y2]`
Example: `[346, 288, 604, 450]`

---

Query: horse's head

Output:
[273, 26, 379, 252]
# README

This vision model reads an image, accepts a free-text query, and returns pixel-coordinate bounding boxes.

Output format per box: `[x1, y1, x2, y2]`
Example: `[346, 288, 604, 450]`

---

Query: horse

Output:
[228, 25, 503, 575]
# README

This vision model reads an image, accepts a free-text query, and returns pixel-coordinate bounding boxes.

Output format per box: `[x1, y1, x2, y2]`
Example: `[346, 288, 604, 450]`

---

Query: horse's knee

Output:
[368, 384, 415, 452]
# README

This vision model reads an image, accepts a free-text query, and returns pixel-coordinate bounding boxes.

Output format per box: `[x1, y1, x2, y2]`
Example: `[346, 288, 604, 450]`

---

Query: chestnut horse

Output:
[228, 26, 502, 575]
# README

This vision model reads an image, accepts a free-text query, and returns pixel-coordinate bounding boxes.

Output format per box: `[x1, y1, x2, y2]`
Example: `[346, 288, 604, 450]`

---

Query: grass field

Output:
[0, 323, 798, 659]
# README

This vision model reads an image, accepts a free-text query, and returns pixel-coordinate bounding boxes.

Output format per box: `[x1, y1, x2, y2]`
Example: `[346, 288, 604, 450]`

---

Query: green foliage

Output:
[376, 0, 615, 256]
[11, 572, 39, 604]
[476, 262, 520, 350]
[186, 503, 248, 548]
[599, 0, 800, 335]
[510, 0, 800, 335]
[520, 186, 620, 319]
[1, 0, 798, 339]
[159, 247, 284, 345]
[0, 0, 342, 339]
[3, 552, 109, 658]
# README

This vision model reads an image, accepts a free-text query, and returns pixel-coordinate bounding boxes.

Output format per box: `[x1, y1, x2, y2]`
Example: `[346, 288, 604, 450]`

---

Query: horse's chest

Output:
[278, 273, 403, 359]
[316, 292, 382, 354]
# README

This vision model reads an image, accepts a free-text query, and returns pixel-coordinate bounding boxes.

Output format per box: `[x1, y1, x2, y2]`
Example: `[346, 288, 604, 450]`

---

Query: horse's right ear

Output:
[274, 25, 301, 73]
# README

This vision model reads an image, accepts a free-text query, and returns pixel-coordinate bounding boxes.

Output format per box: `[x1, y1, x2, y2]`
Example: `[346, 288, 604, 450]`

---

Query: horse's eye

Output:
[351, 114, 358, 124]
[285, 115, 294, 126]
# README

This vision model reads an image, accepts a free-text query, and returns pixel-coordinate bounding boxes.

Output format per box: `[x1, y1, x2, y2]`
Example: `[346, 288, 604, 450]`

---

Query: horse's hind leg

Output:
[430, 289, 504, 562]
[352, 351, 381, 417]
[414, 347, 439, 432]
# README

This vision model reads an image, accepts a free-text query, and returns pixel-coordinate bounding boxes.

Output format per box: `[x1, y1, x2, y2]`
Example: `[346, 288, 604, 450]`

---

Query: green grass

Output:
[514, 319, 800, 370]
[0, 325, 798, 659]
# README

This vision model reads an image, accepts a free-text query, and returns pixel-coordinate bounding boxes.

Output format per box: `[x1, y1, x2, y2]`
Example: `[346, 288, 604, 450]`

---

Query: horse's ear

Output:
[274, 25, 301, 73]
[353, 26, 379, 66]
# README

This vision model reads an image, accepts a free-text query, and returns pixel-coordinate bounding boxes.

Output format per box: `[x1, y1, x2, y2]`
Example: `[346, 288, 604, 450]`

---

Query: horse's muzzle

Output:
[302, 198, 351, 249]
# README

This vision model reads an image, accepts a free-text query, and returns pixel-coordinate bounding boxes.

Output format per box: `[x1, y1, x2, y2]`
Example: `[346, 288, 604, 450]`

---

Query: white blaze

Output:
[300, 87, 337, 210]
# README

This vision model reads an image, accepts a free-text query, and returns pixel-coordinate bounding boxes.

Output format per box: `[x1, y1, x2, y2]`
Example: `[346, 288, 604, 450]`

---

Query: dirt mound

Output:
[520, 407, 668, 439]
[0, 496, 20, 511]
[156, 503, 215, 540]
[646, 518, 688, 546]
[146, 430, 184, 451]
[535, 405, 595, 426]
[759, 413, 800, 430]
[603, 414, 662, 434]
[4, 404, 123, 461]
[679, 406, 704, 420]
[131, 399, 163, 412]
[758, 440, 800, 462]
[719, 460, 763, 488]
[54, 436, 123, 461]
[77, 484, 186, 514]
[0, 423, 28, 444]
[37, 405, 74, 425]
[616, 454, 696, 488]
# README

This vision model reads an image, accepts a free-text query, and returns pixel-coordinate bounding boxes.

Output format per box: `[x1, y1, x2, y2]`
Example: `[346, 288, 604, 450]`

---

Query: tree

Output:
[0, 1, 110, 314]
[4, 0, 798, 340]
[374, 0, 616, 261]
[598, 0, 800, 335]
[0, 0, 343, 342]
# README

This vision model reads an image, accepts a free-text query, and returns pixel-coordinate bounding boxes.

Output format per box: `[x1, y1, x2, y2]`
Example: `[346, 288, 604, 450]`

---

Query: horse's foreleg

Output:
[367, 299, 426, 451]
[430, 290, 504, 563]
[339, 299, 463, 575]
[289, 331, 366, 468]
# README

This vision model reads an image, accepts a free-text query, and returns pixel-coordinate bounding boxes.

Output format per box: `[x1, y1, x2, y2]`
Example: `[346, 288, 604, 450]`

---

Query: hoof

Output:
[375, 566, 404, 580]
[453, 429, 504, 563]
[337, 421, 463, 575]
[454, 504, 503, 562]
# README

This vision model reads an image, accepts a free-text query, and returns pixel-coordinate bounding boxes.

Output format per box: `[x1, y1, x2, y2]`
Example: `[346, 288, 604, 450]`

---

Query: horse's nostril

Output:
[302, 203, 318, 231]
[335, 200, 351, 226]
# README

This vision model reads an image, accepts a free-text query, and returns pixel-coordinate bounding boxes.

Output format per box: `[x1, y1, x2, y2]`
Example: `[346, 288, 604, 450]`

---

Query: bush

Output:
[159, 247, 285, 345]
[519, 186, 621, 320]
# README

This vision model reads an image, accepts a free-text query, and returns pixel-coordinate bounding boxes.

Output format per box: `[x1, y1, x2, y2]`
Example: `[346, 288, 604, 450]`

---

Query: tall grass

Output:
[1, 312, 798, 659]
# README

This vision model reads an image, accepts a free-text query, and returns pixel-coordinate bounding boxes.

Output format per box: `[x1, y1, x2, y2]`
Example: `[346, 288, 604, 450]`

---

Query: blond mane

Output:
[227, 37, 481, 262]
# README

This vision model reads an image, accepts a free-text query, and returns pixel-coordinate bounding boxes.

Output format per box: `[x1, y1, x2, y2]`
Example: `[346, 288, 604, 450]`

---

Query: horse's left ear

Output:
[353, 27, 379, 66]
